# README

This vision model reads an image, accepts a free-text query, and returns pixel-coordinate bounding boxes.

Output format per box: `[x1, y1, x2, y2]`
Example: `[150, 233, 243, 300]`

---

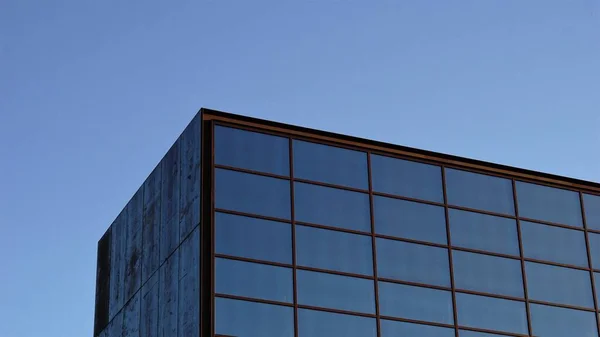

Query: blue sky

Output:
[1, 1, 599, 336]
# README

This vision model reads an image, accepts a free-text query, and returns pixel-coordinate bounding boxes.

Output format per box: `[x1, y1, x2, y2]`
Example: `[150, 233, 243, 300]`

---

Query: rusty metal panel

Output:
[109, 210, 126, 319]
[123, 291, 141, 337]
[143, 164, 162, 283]
[158, 250, 179, 337]
[125, 187, 143, 302]
[161, 141, 180, 263]
[140, 272, 159, 337]
[179, 113, 201, 242]
[178, 226, 200, 337]
[94, 227, 111, 336]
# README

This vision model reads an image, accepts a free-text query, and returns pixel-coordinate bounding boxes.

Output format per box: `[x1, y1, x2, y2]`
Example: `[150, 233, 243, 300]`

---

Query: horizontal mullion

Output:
[457, 325, 531, 337]
[214, 164, 290, 180]
[296, 221, 372, 236]
[454, 288, 525, 302]
[297, 304, 376, 318]
[374, 233, 448, 249]
[214, 293, 293, 308]
[450, 246, 521, 261]
[523, 257, 590, 271]
[214, 254, 292, 269]
[378, 315, 455, 329]
[377, 278, 451, 292]
[372, 191, 445, 207]
[214, 208, 292, 224]
[528, 299, 596, 312]
[293, 178, 369, 194]
[447, 204, 517, 220]
[518, 216, 585, 232]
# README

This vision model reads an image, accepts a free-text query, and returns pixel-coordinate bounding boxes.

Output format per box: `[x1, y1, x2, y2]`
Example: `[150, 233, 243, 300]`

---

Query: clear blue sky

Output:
[1, 1, 599, 336]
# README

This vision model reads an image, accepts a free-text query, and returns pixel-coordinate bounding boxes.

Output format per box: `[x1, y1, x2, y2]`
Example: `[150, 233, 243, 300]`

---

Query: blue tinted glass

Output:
[215, 297, 294, 337]
[453, 251, 523, 297]
[296, 225, 373, 275]
[295, 182, 370, 232]
[378, 282, 453, 324]
[215, 212, 292, 264]
[449, 209, 519, 256]
[374, 196, 447, 244]
[377, 238, 450, 287]
[445, 169, 514, 215]
[215, 258, 293, 303]
[595, 273, 600, 305]
[521, 221, 588, 267]
[380, 320, 454, 337]
[459, 331, 507, 337]
[526, 262, 593, 308]
[293, 140, 368, 189]
[371, 155, 443, 202]
[214, 126, 289, 176]
[584, 194, 600, 231]
[215, 169, 290, 219]
[456, 293, 528, 334]
[516, 181, 582, 227]
[297, 270, 375, 313]
[530, 303, 598, 337]
[298, 309, 377, 337]
[588, 233, 600, 268]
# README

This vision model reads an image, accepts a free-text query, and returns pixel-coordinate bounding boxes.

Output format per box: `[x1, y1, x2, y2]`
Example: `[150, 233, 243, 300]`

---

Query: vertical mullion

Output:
[512, 180, 533, 336]
[580, 192, 600, 336]
[367, 153, 381, 337]
[210, 122, 216, 337]
[441, 167, 459, 337]
[289, 138, 299, 337]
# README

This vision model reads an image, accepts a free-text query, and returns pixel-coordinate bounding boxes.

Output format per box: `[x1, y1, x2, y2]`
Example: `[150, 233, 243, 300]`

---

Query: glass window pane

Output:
[295, 182, 370, 232]
[297, 270, 375, 314]
[595, 272, 600, 305]
[293, 140, 368, 189]
[215, 212, 292, 264]
[459, 331, 507, 337]
[530, 303, 598, 337]
[456, 293, 528, 334]
[298, 309, 377, 337]
[381, 320, 454, 337]
[215, 169, 290, 219]
[516, 181, 582, 227]
[215, 126, 289, 176]
[378, 282, 453, 324]
[296, 225, 373, 275]
[215, 258, 293, 303]
[449, 209, 519, 256]
[371, 155, 443, 203]
[584, 194, 600, 231]
[445, 169, 515, 215]
[588, 232, 600, 269]
[376, 238, 450, 287]
[521, 221, 588, 267]
[215, 297, 294, 337]
[526, 262, 593, 308]
[453, 251, 523, 297]
[374, 196, 446, 244]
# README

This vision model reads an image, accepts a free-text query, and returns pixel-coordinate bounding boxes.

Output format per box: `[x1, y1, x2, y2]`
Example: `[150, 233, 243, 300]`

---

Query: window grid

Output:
[210, 121, 600, 337]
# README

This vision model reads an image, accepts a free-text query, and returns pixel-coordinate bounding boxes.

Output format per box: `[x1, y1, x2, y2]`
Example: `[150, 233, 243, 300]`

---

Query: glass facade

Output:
[95, 109, 600, 337]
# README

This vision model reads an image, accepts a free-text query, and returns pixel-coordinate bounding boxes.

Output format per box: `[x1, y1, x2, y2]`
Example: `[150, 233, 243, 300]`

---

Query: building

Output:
[94, 108, 600, 337]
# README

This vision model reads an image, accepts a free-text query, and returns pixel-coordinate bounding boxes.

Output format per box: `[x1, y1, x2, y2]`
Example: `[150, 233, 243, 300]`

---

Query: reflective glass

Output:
[530, 303, 598, 337]
[588, 232, 600, 268]
[215, 169, 290, 219]
[214, 126, 289, 176]
[453, 251, 523, 297]
[521, 221, 588, 267]
[380, 320, 454, 337]
[459, 331, 507, 337]
[297, 270, 375, 313]
[215, 258, 293, 302]
[295, 182, 370, 232]
[378, 282, 453, 324]
[525, 262, 593, 308]
[376, 238, 450, 287]
[445, 169, 514, 215]
[516, 181, 582, 227]
[374, 196, 446, 244]
[371, 155, 443, 202]
[584, 193, 600, 231]
[298, 309, 377, 337]
[595, 272, 600, 305]
[215, 297, 294, 337]
[296, 225, 373, 275]
[215, 212, 292, 264]
[456, 293, 528, 334]
[449, 209, 519, 256]
[293, 140, 368, 189]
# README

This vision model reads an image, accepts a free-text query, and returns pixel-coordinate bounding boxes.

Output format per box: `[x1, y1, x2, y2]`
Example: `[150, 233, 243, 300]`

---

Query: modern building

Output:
[94, 108, 600, 337]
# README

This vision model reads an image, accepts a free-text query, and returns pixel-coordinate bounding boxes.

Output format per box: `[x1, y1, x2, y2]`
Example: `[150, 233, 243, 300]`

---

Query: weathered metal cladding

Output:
[179, 113, 201, 242]
[94, 227, 111, 336]
[178, 226, 200, 337]
[158, 252, 179, 337]
[109, 210, 126, 320]
[140, 272, 159, 337]
[123, 291, 141, 337]
[160, 141, 181, 264]
[125, 187, 143, 303]
[142, 163, 162, 283]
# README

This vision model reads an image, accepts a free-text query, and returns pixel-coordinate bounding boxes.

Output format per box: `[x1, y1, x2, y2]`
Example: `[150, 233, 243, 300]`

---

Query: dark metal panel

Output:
[179, 113, 201, 242]
[158, 249, 179, 337]
[109, 210, 126, 319]
[94, 227, 111, 336]
[125, 187, 143, 302]
[178, 226, 200, 337]
[161, 141, 181, 263]
[140, 272, 159, 337]
[109, 310, 123, 337]
[142, 164, 162, 283]
[123, 291, 141, 337]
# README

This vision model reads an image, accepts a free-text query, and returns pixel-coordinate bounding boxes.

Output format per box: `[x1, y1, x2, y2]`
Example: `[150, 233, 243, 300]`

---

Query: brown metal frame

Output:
[202, 108, 600, 337]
